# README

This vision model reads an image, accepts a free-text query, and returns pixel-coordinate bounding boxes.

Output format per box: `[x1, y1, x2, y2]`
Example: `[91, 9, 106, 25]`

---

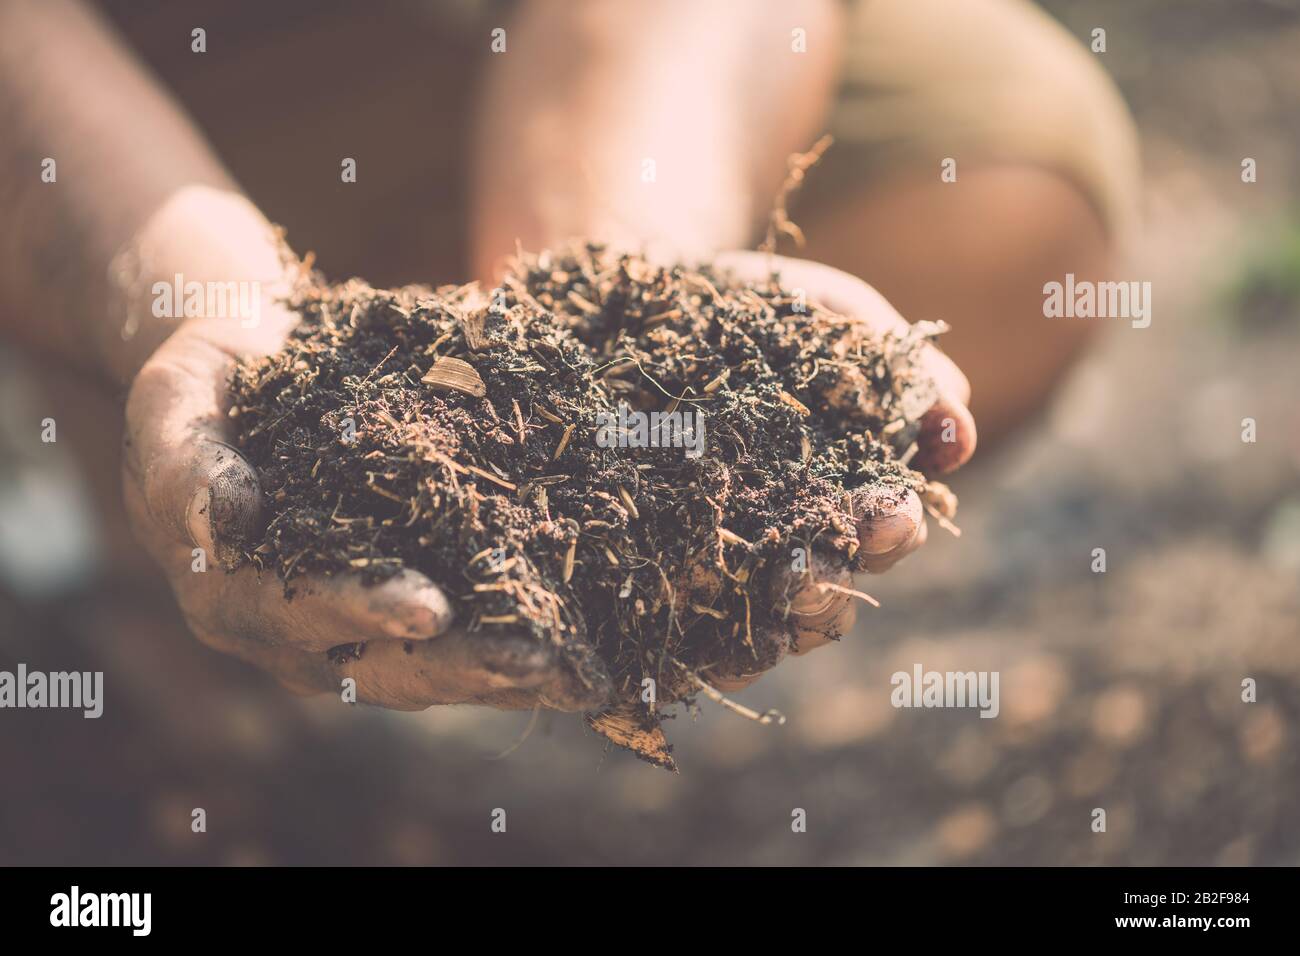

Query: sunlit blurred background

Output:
[2, 0, 1298, 864]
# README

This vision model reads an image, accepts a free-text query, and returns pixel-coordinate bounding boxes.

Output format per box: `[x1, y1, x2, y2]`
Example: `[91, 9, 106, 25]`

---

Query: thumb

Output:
[184, 440, 260, 569]
[124, 324, 263, 569]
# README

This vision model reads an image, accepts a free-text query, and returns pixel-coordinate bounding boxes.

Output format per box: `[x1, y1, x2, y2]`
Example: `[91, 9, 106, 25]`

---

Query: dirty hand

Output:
[701, 251, 977, 691]
[123, 305, 606, 713]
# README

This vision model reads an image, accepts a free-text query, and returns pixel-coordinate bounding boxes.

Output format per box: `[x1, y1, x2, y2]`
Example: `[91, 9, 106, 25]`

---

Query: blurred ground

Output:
[2, 0, 1299, 865]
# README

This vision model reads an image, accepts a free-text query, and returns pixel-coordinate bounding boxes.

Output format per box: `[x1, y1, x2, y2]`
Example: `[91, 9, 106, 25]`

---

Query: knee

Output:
[828, 0, 1141, 247]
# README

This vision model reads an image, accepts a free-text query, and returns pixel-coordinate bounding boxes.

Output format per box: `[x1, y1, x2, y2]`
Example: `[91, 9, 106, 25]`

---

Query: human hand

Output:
[700, 251, 976, 690]
[120, 204, 607, 713]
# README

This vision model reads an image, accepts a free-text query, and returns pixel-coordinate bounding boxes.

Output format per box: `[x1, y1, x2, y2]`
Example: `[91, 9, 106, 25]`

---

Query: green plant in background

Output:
[1223, 212, 1300, 333]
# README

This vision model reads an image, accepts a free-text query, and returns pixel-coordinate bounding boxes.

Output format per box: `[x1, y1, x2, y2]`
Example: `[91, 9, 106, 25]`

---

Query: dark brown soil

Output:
[229, 243, 946, 765]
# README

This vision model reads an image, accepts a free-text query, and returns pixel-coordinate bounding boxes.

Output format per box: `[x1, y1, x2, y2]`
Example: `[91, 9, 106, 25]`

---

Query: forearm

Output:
[470, 0, 844, 277]
[0, 0, 284, 385]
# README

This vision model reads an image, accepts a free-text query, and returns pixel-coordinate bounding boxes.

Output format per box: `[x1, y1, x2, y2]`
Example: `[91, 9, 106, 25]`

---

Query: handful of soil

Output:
[229, 243, 955, 769]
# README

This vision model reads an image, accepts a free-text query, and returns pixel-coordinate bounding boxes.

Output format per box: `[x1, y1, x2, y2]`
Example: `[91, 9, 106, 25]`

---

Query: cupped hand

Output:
[124, 241, 972, 711]
[699, 251, 976, 691]
[122, 307, 608, 712]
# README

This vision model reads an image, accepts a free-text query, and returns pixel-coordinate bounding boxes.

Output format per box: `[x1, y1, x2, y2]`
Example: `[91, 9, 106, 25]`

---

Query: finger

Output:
[863, 511, 928, 574]
[167, 557, 455, 652]
[715, 251, 975, 466]
[912, 397, 977, 476]
[131, 484, 459, 653]
[710, 673, 759, 692]
[713, 251, 909, 336]
[332, 631, 568, 710]
[192, 622, 581, 714]
[124, 330, 262, 569]
[537, 646, 615, 712]
[747, 255, 974, 433]
[769, 554, 857, 657]
[709, 624, 794, 690]
[476, 664, 614, 713]
[924, 349, 972, 407]
[850, 485, 925, 573]
[471, 640, 614, 713]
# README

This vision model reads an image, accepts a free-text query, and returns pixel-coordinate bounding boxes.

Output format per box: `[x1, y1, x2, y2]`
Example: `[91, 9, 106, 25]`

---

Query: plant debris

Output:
[229, 243, 954, 769]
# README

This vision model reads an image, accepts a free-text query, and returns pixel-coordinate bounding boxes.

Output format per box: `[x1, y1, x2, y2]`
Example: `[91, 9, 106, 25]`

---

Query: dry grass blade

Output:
[422, 355, 486, 398]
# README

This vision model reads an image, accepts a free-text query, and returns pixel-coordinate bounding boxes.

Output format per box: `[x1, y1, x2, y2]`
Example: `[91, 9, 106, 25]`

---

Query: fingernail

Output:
[207, 456, 260, 545]
[859, 508, 929, 573]
[853, 488, 921, 555]
[912, 399, 976, 475]
[377, 573, 454, 639]
[789, 580, 848, 623]
[476, 636, 556, 683]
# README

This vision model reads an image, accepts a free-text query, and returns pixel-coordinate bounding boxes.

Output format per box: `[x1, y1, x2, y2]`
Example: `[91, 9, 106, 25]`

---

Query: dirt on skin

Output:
[229, 243, 953, 768]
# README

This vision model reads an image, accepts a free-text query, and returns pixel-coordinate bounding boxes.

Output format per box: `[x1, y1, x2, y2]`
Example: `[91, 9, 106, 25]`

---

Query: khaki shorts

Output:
[823, 0, 1140, 240]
